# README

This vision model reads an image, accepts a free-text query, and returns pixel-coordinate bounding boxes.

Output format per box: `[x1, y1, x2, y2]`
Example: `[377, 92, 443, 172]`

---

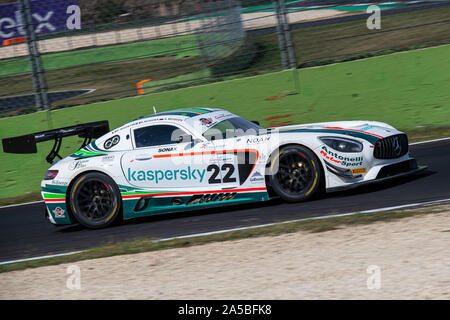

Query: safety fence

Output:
[0, 0, 449, 116]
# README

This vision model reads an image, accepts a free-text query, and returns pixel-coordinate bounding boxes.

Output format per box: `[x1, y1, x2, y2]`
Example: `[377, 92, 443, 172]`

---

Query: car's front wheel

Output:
[268, 145, 322, 203]
[69, 172, 122, 229]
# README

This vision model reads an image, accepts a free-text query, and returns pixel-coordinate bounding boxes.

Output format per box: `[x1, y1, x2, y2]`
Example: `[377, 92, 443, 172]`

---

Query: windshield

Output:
[203, 116, 263, 141]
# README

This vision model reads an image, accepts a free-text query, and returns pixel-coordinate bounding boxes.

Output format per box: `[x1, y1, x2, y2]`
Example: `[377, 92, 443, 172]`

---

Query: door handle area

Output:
[135, 155, 152, 161]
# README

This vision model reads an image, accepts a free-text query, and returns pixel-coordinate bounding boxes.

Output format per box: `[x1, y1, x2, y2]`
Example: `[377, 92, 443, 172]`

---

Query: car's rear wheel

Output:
[268, 145, 322, 203]
[69, 172, 121, 229]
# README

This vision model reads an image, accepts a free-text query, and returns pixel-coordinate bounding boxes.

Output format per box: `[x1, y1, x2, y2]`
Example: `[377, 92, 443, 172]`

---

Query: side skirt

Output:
[121, 190, 269, 219]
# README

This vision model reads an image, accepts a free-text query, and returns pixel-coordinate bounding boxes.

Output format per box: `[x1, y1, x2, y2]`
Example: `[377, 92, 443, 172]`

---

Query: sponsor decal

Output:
[351, 168, 367, 175]
[121, 187, 267, 200]
[69, 159, 89, 170]
[166, 117, 183, 122]
[215, 114, 227, 120]
[320, 146, 363, 167]
[127, 167, 206, 184]
[0, 0, 81, 44]
[101, 155, 115, 162]
[158, 147, 176, 153]
[209, 156, 233, 163]
[199, 118, 213, 126]
[247, 136, 270, 144]
[249, 171, 265, 183]
[51, 180, 69, 186]
[53, 207, 65, 218]
[359, 125, 375, 131]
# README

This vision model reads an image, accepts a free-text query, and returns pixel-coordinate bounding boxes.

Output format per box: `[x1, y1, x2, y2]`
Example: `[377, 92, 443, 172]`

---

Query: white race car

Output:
[2, 107, 424, 228]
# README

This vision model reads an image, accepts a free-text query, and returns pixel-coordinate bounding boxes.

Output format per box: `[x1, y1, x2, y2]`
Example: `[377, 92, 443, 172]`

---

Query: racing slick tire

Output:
[69, 172, 122, 229]
[268, 145, 322, 203]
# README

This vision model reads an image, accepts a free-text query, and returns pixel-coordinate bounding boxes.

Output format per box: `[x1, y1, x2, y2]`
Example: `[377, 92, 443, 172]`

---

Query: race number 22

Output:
[207, 164, 236, 184]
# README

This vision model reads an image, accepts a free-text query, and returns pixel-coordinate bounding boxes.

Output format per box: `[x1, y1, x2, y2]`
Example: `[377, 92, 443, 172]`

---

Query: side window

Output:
[134, 125, 188, 148]
[203, 120, 235, 141]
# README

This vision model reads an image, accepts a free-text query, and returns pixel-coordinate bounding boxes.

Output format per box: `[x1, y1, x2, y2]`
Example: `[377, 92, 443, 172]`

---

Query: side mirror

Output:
[251, 120, 260, 126]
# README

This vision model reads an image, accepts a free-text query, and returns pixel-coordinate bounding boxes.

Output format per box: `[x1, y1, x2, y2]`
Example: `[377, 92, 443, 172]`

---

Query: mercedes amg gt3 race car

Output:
[2, 107, 425, 228]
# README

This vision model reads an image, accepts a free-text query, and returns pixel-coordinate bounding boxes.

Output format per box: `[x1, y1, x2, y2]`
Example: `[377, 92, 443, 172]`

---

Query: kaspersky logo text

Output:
[127, 167, 206, 184]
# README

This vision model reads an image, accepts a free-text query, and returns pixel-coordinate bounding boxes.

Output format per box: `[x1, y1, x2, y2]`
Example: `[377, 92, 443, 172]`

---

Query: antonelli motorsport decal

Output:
[0, 0, 81, 45]
[320, 146, 363, 167]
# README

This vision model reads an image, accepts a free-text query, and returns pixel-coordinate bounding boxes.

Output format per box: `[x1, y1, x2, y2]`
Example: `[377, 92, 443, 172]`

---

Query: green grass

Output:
[253, 7, 450, 70]
[143, 69, 212, 93]
[0, 35, 199, 76]
[0, 44, 449, 199]
[1, 7, 449, 108]
[0, 204, 447, 274]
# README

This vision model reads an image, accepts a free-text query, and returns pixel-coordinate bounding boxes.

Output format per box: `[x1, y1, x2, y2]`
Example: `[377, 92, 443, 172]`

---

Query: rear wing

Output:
[2, 121, 109, 164]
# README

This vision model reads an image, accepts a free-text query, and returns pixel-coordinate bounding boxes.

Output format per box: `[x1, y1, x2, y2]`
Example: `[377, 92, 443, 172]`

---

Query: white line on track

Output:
[409, 136, 450, 145]
[156, 198, 450, 242]
[0, 200, 44, 209]
[2, 198, 448, 266]
[0, 136, 449, 210]
[0, 251, 84, 266]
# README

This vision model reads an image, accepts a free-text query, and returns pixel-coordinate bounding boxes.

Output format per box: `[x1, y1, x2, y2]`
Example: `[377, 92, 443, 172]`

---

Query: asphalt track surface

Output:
[1, 1, 450, 262]
[1, 139, 449, 262]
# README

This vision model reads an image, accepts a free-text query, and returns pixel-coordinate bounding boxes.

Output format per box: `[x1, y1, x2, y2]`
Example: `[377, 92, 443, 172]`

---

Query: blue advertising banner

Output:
[0, 0, 80, 45]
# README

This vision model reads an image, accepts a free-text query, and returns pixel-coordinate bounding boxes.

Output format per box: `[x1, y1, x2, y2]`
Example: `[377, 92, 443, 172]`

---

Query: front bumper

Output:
[326, 159, 427, 193]
[43, 201, 73, 225]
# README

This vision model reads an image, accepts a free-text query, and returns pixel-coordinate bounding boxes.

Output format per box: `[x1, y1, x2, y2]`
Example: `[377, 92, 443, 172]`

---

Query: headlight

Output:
[319, 137, 363, 153]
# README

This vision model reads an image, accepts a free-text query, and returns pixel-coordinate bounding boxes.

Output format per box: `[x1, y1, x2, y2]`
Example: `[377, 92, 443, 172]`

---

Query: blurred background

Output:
[1, 0, 449, 116]
[0, 3, 450, 290]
